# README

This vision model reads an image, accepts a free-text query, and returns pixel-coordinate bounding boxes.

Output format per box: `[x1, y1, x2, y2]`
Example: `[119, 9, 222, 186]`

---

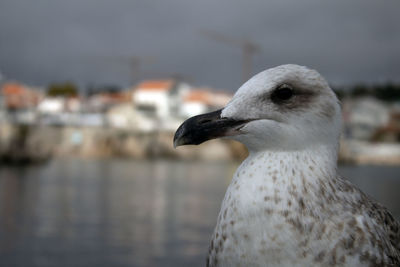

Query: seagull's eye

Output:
[271, 84, 294, 103]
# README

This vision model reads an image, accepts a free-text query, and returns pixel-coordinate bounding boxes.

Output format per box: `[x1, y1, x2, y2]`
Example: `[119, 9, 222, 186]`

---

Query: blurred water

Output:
[0, 159, 399, 267]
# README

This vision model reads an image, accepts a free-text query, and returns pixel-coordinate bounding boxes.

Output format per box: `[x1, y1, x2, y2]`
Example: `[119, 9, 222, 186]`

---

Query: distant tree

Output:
[351, 84, 371, 97]
[332, 87, 346, 100]
[373, 83, 400, 102]
[47, 82, 78, 97]
[101, 85, 121, 94]
[86, 84, 121, 96]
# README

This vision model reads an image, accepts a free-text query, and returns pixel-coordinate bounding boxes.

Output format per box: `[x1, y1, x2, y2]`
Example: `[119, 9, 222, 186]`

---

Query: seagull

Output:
[174, 64, 400, 267]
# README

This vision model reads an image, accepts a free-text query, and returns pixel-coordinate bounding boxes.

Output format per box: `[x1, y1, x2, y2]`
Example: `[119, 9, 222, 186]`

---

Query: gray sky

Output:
[0, 0, 399, 91]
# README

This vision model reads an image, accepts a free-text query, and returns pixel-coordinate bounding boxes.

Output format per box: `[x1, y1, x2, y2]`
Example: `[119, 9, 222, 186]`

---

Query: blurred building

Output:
[1, 82, 43, 124]
[131, 80, 233, 132]
[180, 88, 232, 118]
[86, 91, 131, 113]
[38, 96, 84, 126]
[132, 80, 190, 119]
[371, 111, 400, 142]
[1, 82, 42, 110]
[132, 79, 191, 132]
[38, 97, 66, 114]
[106, 103, 138, 129]
[343, 97, 390, 140]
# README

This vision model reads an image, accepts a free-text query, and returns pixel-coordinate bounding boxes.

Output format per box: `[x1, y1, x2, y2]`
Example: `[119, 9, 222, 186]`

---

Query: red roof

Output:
[184, 89, 232, 107]
[184, 90, 212, 104]
[1, 82, 41, 109]
[98, 92, 131, 102]
[135, 80, 174, 92]
[1, 82, 26, 95]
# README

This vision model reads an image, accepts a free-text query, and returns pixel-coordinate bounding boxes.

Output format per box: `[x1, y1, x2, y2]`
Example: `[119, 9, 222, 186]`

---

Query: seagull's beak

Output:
[173, 109, 251, 147]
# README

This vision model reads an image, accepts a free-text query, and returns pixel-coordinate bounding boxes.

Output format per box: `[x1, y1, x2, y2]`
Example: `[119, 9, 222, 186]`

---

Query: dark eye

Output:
[271, 84, 294, 103]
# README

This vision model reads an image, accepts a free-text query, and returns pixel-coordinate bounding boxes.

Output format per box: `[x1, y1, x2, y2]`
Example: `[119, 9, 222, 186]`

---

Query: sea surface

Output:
[0, 159, 399, 267]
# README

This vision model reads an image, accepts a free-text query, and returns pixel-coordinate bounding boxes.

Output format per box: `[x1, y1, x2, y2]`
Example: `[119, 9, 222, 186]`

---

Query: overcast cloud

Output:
[0, 0, 399, 91]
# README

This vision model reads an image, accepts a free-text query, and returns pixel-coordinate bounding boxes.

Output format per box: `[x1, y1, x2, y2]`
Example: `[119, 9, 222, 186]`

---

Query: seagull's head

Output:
[174, 64, 341, 152]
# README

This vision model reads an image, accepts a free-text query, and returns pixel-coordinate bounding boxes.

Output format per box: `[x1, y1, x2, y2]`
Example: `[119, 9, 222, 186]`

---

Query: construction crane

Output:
[92, 55, 155, 85]
[109, 55, 155, 85]
[200, 30, 261, 83]
[100, 56, 193, 82]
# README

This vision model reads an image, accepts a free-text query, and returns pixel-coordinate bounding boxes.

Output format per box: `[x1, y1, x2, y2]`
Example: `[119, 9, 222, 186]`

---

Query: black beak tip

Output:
[173, 139, 183, 148]
[173, 124, 187, 148]
[173, 135, 182, 148]
[173, 109, 234, 149]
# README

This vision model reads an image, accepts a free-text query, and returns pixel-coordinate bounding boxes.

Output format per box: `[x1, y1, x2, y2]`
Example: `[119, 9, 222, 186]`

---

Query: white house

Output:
[180, 89, 232, 118]
[132, 79, 190, 119]
[343, 97, 390, 140]
[106, 103, 138, 129]
[180, 90, 210, 118]
[37, 97, 65, 114]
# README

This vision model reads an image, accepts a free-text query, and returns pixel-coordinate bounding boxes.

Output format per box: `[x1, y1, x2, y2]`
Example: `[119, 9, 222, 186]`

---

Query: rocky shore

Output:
[0, 123, 248, 163]
[1, 123, 399, 165]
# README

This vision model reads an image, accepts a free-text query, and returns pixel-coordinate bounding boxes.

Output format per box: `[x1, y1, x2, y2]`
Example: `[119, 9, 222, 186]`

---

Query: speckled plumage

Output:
[207, 149, 400, 266]
[204, 65, 400, 266]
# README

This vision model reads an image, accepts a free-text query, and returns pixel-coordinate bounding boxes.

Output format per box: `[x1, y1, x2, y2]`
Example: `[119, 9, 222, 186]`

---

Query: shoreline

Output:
[0, 123, 399, 166]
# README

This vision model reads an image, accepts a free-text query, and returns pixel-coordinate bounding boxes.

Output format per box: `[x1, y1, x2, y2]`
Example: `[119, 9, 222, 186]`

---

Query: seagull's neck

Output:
[249, 143, 337, 172]
[234, 143, 338, 197]
[220, 143, 340, 235]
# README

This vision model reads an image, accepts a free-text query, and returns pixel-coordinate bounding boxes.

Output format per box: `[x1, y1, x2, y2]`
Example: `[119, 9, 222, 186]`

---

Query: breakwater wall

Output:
[0, 123, 248, 162]
[1, 123, 399, 165]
